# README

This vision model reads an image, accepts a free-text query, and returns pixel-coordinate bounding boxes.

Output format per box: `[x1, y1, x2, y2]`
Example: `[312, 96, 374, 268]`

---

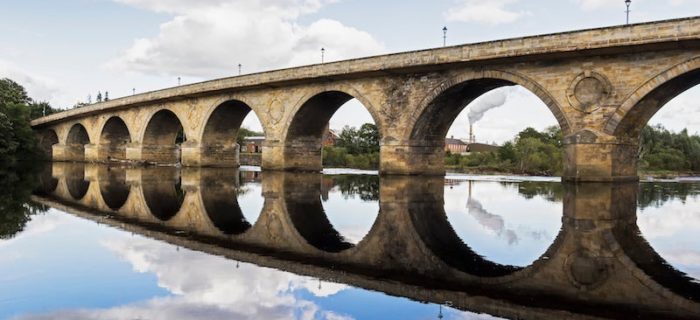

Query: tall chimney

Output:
[469, 124, 474, 144]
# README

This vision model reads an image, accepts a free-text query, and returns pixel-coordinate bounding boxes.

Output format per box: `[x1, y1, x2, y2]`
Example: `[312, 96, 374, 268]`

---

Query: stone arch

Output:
[141, 109, 186, 164]
[38, 129, 59, 159]
[98, 167, 131, 210]
[396, 70, 568, 175]
[197, 99, 260, 167]
[66, 123, 90, 161]
[99, 116, 132, 161]
[409, 70, 569, 142]
[604, 56, 700, 139]
[283, 89, 381, 171]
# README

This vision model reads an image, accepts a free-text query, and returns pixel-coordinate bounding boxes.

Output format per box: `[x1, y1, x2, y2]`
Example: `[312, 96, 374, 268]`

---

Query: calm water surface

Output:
[0, 163, 699, 319]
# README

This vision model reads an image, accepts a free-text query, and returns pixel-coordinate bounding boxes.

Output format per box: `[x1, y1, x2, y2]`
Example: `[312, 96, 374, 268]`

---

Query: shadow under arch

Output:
[141, 109, 185, 164]
[99, 116, 131, 161]
[38, 129, 58, 159]
[98, 167, 131, 210]
[141, 167, 185, 221]
[283, 90, 380, 171]
[66, 123, 91, 161]
[604, 56, 700, 139]
[199, 99, 263, 167]
[613, 219, 700, 302]
[199, 168, 257, 235]
[282, 172, 357, 253]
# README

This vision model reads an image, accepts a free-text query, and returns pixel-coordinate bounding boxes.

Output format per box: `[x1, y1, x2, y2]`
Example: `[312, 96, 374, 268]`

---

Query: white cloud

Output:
[0, 60, 65, 105]
[444, 0, 526, 25]
[108, 0, 384, 78]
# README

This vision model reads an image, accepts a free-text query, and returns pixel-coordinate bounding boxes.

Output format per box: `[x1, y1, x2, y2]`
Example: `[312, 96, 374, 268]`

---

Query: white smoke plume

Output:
[467, 88, 512, 125]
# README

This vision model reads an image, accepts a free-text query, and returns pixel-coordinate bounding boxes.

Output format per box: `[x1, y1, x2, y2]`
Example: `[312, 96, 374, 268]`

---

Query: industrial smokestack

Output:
[469, 124, 474, 144]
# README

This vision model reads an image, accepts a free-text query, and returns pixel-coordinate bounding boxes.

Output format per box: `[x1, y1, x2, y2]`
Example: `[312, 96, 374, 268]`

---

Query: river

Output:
[0, 163, 698, 319]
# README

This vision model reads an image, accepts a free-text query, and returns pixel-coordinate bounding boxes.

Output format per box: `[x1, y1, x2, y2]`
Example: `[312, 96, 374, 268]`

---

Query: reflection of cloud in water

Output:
[0, 210, 68, 249]
[15, 236, 351, 320]
[637, 197, 700, 281]
[467, 198, 518, 245]
[638, 200, 700, 239]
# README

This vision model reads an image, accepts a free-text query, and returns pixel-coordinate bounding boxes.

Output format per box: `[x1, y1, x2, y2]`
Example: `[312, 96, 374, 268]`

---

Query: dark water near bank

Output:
[0, 163, 699, 319]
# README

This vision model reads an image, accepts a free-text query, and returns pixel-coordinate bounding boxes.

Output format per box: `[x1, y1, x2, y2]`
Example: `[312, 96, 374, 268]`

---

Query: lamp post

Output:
[443, 26, 448, 47]
[625, 0, 632, 25]
[177, 77, 181, 86]
[238, 63, 242, 75]
[321, 48, 325, 63]
[132, 88, 135, 95]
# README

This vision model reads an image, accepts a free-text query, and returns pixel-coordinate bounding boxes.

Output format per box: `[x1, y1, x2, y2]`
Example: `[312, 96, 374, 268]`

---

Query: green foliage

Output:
[331, 175, 379, 201]
[0, 78, 55, 163]
[323, 123, 380, 169]
[639, 125, 700, 172]
[446, 126, 563, 176]
[0, 163, 48, 239]
[236, 127, 264, 147]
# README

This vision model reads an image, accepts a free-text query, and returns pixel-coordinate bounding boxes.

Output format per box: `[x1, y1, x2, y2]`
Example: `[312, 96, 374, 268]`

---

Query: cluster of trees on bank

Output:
[0, 78, 59, 163]
[323, 123, 380, 170]
[639, 125, 700, 172]
[447, 127, 564, 176]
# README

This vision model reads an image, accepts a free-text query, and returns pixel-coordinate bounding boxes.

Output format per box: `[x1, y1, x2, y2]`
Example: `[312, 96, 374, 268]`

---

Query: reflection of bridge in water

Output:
[33, 163, 700, 320]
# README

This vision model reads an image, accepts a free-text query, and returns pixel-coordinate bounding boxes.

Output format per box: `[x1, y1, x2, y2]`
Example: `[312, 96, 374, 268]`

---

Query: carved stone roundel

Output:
[567, 71, 612, 113]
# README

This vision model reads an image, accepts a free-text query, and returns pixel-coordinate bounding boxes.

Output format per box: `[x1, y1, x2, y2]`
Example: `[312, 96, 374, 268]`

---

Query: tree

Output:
[236, 127, 264, 148]
[0, 78, 44, 162]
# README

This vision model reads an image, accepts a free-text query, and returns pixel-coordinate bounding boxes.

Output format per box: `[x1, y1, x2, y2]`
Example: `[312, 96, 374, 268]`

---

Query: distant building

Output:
[322, 124, 338, 147]
[445, 136, 499, 155]
[467, 142, 499, 153]
[445, 137, 468, 154]
[241, 136, 265, 153]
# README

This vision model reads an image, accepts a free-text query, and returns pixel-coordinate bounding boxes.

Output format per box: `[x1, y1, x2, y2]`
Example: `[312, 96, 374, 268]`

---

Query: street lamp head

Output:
[625, 0, 631, 5]
[443, 26, 448, 32]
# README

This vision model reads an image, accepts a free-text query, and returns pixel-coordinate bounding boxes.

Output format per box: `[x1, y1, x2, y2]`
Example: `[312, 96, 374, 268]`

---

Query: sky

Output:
[2, 0, 700, 143]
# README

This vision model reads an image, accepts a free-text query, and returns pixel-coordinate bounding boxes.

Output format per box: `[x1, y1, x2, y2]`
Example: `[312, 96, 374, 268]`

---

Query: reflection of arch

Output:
[141, 167, 185, 221]
[614, 220, 700, 302]
[65, 168, 89, 200]
[143, 182, 184, 222]
[99, 117, 131, 161]
[409, 70, 569, 142]
[98, 167, 130, 210]
[142, 110, 185, 164]
[409, 198, 522, 277]
[283, 173, 354, 252]
[66, 123, 90, 161]
[38, 129, 58, 159]
[604, 57, 700, 139]
[200, 170, 254, 235]
[283, 90, 379, 170]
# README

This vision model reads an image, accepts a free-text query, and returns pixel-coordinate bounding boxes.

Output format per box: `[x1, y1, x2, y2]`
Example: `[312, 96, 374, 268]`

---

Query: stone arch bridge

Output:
[31, 17, 700, 181]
